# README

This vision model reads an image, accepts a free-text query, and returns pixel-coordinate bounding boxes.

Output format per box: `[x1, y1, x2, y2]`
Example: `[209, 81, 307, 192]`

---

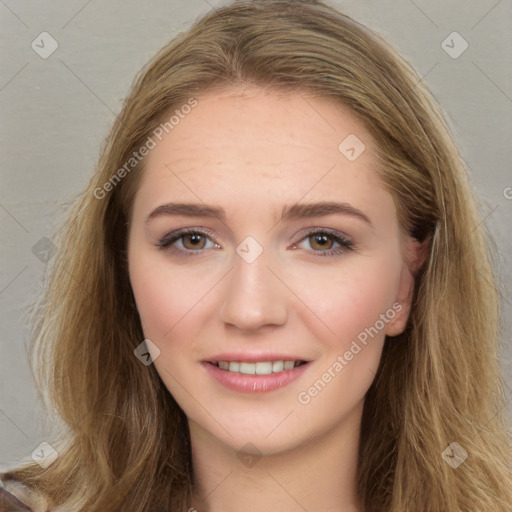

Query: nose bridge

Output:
[218, 235, 287, 330]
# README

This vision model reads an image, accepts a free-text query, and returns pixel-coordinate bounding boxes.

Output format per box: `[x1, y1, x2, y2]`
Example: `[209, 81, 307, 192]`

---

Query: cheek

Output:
[128, 235, 181, 318]
[284, 255, 401, 350]
[129, 264, 176, 338]
[128, 250, 216, 358]
[292, 269, 397, 415]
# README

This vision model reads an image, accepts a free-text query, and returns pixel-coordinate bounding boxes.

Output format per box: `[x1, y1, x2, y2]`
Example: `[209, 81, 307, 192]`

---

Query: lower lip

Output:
[202, 361, 310, 393]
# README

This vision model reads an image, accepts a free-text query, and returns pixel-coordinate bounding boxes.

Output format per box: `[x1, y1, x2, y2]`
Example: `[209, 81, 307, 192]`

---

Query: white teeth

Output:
[239, 362, 256, 374]
[272, 360, 284, 372]
[215, 360, 303, 375]
[255, 362, 273, 375]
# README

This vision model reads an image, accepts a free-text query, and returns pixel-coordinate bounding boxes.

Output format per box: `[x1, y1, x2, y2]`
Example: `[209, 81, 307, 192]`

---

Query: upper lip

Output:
[205, 353, 309, 363]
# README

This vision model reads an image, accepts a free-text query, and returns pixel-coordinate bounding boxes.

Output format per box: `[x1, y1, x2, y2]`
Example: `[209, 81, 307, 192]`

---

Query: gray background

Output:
[1, 0, 511, 468]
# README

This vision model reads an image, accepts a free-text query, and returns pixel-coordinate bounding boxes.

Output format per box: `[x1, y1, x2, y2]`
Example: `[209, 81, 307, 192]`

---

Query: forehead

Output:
[134, 85, 388, 217]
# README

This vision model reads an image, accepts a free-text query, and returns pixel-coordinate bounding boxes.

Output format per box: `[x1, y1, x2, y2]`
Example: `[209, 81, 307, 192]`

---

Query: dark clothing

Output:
[0, 485, 33, 512]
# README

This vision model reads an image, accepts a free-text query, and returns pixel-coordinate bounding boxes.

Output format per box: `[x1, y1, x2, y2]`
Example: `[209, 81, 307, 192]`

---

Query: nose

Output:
[218, 242, 288, 331]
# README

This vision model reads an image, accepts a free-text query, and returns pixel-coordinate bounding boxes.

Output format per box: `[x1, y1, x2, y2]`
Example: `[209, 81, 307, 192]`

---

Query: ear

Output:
[384, 236, 430, 337]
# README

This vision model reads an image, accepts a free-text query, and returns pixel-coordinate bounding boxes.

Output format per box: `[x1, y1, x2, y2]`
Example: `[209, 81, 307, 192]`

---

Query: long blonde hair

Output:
[3, 1, 511, 510]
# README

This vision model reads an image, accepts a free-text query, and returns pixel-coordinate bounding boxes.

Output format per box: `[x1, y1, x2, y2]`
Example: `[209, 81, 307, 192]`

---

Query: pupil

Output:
[314, 235, 329, 247]
[188, 234, 203, 247]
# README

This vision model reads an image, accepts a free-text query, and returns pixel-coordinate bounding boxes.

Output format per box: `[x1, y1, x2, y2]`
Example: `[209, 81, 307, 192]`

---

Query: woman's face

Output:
[128, 85, 417, 455]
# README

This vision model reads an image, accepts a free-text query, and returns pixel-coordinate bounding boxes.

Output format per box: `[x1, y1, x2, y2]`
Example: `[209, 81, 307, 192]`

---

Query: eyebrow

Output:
[145, 201, 373, 228]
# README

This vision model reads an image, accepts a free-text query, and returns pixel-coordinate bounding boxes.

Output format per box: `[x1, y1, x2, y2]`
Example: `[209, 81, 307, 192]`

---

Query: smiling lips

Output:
[212, 360, 306, 375]
[203, 357, 311, 392]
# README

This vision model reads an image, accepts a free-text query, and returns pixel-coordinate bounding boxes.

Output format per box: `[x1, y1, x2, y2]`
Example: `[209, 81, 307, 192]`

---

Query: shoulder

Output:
[0, 478, 49, 512]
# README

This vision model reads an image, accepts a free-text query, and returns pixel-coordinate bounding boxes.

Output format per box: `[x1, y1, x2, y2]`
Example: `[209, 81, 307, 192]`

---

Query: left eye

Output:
[293, 230, 354, 256]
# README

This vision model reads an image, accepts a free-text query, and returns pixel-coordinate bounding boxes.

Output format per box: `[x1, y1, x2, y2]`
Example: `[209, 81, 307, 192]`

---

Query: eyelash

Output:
[156, 227, 354, 258]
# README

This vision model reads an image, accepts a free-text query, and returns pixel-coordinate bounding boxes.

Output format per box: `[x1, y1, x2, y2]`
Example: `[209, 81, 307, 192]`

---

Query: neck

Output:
[187, 403, 365, 512]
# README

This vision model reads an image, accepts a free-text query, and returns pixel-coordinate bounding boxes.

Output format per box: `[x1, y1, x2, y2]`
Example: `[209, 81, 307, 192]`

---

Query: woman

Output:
[1, 0, 511, 510]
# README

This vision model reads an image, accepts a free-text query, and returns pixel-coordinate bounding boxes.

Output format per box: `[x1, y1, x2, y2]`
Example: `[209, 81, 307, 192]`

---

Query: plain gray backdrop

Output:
[1, 0, 511, 469]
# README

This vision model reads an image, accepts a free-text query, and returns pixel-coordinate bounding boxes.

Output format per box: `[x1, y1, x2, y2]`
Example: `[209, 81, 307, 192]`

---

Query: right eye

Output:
[156, 228, 221, 257]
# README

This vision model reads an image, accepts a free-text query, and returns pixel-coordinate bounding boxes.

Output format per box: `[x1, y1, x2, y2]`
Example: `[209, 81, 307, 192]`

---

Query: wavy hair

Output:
[2, 1, 512, 510]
